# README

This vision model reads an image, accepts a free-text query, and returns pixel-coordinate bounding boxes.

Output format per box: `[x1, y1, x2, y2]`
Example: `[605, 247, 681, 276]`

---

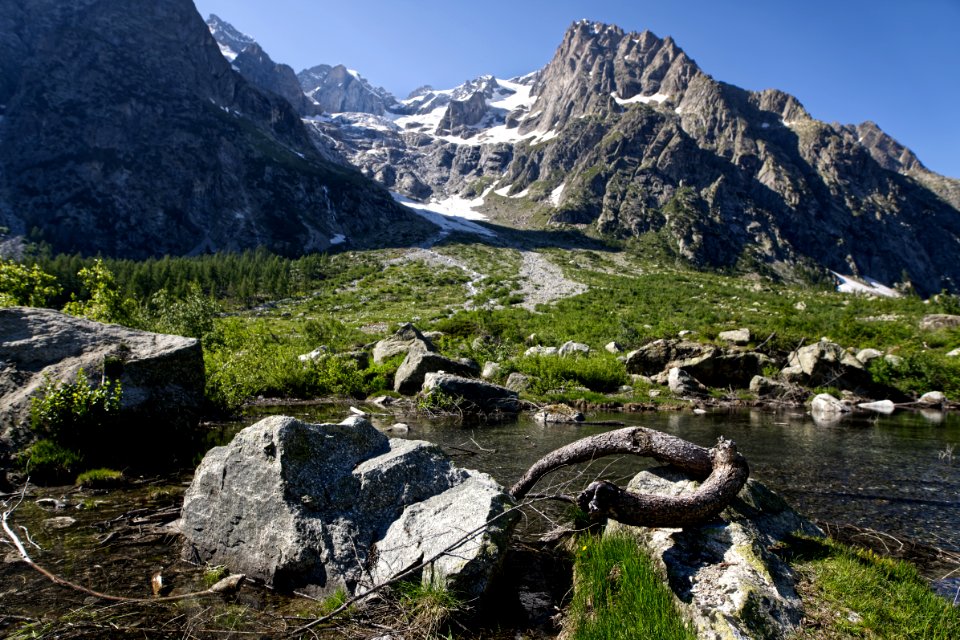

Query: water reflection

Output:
[239, 405, 960, 552]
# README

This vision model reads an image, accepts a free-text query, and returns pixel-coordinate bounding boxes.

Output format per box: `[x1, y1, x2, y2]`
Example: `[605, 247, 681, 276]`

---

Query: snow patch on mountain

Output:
[391, 193, 495, 238]
[833, 273, 900, 298]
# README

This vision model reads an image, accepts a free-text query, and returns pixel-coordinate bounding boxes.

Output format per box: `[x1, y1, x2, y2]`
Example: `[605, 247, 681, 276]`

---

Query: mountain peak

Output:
[205, 14, 255, 61]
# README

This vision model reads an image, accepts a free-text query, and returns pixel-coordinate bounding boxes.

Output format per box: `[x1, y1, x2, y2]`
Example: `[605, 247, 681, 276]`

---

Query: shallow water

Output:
[241, 404, 960, 553]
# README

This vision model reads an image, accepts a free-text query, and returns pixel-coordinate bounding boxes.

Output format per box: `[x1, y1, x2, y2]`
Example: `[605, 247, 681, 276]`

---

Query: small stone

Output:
[648, 390, 661, 398]
[524, 346, 558, 357]
[677, 330, 695, 337]
[298, 346, 329, 362]
[718, 328, 751, 345]
[855, 348, 883, 364]
[43, 516, 77, 529]
[384, 423, 409, 433]
[481, 361, 501, 380]
[883, 354, 903, 367]
[794, 301, 807, 311]
[558, 341, 590, 357]
[946, 348, 960, 358]
[811, 393, 850, 420]
[605, 341, 623, 354]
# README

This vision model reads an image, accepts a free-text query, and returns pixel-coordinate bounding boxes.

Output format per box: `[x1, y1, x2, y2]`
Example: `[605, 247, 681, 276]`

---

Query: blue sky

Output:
[193, 0, 960, 178]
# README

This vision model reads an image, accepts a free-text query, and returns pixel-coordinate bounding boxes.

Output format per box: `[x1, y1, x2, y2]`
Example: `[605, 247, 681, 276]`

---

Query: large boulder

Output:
[181, 415, 517, 597]
[0, 307, 203, 459]
[780, 340, 872, 392]
[422, 372, 520, 413]
[625, 339, 715, 376]
[372, 323, 435, 364]
[678, 351, 774, 388]
[667, 367, 708, 397]
[608, 467, 822, 640]
[394, 351, 477, 395]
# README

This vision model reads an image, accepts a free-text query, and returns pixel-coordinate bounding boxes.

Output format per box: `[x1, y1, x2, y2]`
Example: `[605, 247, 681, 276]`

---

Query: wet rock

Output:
[422, 373, 520, 414]
[920, 314, 960, 331]
[918, 391, 946, 406]
[858, 399, 895, 414]
[394, 351, 477, 395]
[372, 323, 435, 364]
[608, 467, 821, 640]
[533, 404, 585, 424]
[558, 341, 590, 357]
[0, 307, 204, 459]
[810, 393, 850, 422]
[43, 516, 77, 529]
[181, 415, 517, 597]
[667, 367, 708, 397]
[718, 328, 751, 345]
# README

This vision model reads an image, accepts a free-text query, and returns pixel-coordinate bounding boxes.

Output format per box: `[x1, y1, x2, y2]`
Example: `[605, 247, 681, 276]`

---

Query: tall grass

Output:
[568, 533, 695, 640]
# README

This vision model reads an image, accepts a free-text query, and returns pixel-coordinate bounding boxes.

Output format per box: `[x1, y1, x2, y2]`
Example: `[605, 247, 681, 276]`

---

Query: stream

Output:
[237, 404, 960, 553]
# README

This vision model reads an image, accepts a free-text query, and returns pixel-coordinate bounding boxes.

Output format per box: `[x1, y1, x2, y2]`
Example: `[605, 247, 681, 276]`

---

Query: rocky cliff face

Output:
[206, 15, 320, 117]
[0, 0, 434, 259]
[298, 64, 395, 115]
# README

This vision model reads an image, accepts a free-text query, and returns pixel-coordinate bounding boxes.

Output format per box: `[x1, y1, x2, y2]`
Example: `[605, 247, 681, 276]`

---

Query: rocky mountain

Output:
[206, 15, 320, 117]
[306, 20, 959, 295]
[0, 0, 435, 259]
[297, 64, 395, 115]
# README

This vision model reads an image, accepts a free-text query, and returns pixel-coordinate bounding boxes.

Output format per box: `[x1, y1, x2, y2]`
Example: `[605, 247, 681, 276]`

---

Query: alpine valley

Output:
[1, 0, 959, 296]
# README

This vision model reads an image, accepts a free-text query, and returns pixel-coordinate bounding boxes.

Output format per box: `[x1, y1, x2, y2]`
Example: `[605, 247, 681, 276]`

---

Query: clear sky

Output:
[192, 0, 960, 179]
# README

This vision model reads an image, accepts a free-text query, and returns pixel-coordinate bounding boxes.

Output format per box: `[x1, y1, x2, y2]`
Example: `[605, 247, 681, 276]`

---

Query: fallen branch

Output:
[510, 427, 749, 528]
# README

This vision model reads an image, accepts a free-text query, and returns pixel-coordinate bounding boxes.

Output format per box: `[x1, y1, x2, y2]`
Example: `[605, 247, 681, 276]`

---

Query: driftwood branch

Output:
[510, 427, 749, 528]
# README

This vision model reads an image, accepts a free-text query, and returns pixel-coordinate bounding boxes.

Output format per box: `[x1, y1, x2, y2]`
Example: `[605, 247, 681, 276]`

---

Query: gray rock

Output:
[946, 348, 960, 358]
[394, 350, 478, 395]
[780, 341, 871, 392]
[298, 346, 329, 362]
[625, 339, 714, 376]
[558, 341, 590, 357]
[749, 376, 806, 401]
[533, 404, 585, 424]
[0, 307, 203, 458]
[718, 328, 751, 345]
[481, 361, 502, 380]
[181, 415, 517, 597]
[422, 372, 520, 413]
[608, 467, 821, 640]
[918, 391, 946, 406]
[524, 345, 558, 357]
[372, 323, 436, 364]
[505, 372, 534, 392]
[920, 314, 960, 331]
[605, 341, 623, 354]
[667, 367, 708, 397]
[855, 348, 884, 364]
[883, 354, 903, 367]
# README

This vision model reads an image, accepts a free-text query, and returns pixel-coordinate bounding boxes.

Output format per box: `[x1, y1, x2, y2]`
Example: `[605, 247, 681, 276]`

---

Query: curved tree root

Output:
[510, 427, 749, 528]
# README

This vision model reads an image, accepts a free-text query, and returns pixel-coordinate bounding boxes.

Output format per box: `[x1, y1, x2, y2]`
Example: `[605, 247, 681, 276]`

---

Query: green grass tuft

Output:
[569, 533, 696, 640]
